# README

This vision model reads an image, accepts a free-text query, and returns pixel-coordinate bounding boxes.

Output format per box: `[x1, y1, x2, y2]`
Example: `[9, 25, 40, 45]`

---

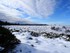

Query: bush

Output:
[65, 34, 70, 41]
[62, 26, 66, 29]
[51, 27, 60, 31]
[43, 32, 61, 39]
[31, 31, 40, 37]
[0, 26, 20, 52]
[65, 30, 70, 33]
[51, 27, 55, 30]
[28, 37, 33, 40]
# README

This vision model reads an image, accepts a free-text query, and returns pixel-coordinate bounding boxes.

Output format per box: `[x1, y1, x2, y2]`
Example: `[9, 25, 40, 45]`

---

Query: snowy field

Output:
[3, 25, 70, 53]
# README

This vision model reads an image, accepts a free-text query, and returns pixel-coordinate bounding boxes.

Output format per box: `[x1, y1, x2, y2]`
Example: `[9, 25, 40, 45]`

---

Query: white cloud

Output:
[0, 12, 33, 24]
[0, 0, 56, 24]
[19, 0, 56, 17]
[0, 0, 56, 17]
[0, 0, 33, 24]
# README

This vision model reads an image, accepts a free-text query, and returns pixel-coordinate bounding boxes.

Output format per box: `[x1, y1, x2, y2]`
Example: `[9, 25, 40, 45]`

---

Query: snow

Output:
[3, 25, 70, 53]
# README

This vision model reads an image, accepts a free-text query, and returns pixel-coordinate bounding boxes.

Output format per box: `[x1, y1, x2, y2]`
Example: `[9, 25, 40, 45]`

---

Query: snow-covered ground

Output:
[4, 25, 70, 53]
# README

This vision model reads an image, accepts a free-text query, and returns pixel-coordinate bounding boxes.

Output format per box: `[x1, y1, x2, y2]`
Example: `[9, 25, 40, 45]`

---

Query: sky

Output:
[0, 0, 70, 25]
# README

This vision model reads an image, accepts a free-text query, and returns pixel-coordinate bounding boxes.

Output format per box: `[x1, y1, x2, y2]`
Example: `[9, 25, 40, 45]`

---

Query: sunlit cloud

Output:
[0, 0, 64, 24]
[0, 0, 56, 17]
[0, 12, 33, 24]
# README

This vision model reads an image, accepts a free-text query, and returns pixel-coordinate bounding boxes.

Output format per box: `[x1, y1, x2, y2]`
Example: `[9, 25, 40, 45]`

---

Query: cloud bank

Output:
[0, 12, 33, 24]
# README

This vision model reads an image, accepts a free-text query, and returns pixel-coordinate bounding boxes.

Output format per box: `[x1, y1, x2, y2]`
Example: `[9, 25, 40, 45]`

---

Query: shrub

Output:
[0, 26, 20, 52]
[28, 37, 33, 40]
[65, 30, 70, 33]
[65, 34, 70, 41]
[31, 31, 40, 37]
[62, 26, 66, 29]
[51, 27, 60, 31]
[51, 26, 55, 30]
[43, 32, 61, 39]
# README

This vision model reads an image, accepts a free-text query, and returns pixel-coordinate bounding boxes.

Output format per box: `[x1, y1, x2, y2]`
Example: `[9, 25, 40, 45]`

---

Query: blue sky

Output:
[49, 0, 70, 25]
[33, 0, 70, 24]
[0, 0, 70, 25]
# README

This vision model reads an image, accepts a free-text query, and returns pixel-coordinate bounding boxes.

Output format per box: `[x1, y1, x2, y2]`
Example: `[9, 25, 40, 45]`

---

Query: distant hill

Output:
[0, 20, 48, 26]
[0, 20, 19, 25]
